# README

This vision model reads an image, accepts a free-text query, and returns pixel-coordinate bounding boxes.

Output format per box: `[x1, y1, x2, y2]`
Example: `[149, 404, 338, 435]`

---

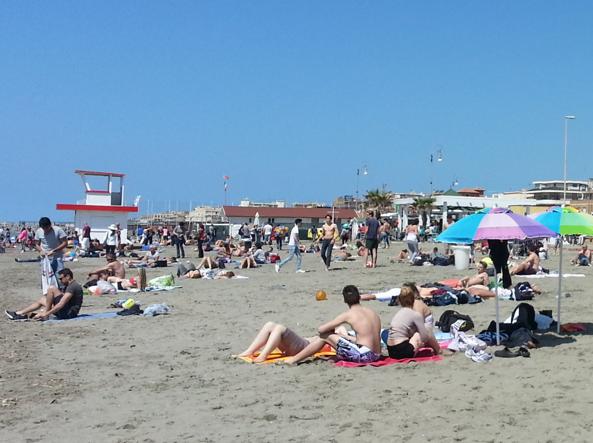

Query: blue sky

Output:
[2, 1, 592, 221]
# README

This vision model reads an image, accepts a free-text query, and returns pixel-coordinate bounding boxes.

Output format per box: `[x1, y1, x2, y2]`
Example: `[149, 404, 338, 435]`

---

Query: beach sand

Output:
[1, 243, 592, 442]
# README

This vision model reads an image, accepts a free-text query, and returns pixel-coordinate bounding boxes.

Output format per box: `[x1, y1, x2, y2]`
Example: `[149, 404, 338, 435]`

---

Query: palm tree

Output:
[364, 189, 394, 213]
[413, 197, 436, 227]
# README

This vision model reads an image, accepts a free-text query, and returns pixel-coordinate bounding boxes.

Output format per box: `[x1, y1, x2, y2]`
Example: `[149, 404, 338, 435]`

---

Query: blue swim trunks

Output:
[336, 337, 381, 363]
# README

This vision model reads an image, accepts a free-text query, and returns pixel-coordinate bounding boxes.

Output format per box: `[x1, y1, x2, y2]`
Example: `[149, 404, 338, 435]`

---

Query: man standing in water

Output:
[320, 214, 338, 271]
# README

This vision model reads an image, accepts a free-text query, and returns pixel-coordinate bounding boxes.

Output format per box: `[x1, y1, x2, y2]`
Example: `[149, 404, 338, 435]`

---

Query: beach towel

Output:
[522, 273, 585, 279]
[43, 312, 119, 324]
[237, 344, 336, 364]
[560, 323, 587, 333]
[40, 257, 58, 295]
[335, 348, 442, 367]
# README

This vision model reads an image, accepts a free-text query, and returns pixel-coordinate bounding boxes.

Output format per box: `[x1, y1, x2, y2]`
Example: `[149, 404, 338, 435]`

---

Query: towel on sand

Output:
[43, 312, 119, 324]
[335, 348, 442, 367]
[237, 344, 335, 364]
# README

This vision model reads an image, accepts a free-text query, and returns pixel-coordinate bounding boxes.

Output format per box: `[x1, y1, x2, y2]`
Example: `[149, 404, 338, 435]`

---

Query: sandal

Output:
[494, 347, 520, 358]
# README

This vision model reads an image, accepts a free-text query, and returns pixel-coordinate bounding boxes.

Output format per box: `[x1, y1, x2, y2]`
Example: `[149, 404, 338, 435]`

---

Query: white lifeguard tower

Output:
[56, 170, 139, 242]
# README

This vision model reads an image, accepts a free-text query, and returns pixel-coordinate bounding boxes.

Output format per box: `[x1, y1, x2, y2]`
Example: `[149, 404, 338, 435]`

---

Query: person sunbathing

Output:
[511, 245, 540, 275]
[108, 268, 147, 290]
[571, 245, 592, 266]
[197, 256, 219, 269]
[459, 261, 490, 288]
[233, 322, 319, 363]
[87, 253, 125, 282]
[126, 246, 161, 267]
[386, 283, 441, 359]
[283, 285, 382, 365]
[392, 249, 409, 263]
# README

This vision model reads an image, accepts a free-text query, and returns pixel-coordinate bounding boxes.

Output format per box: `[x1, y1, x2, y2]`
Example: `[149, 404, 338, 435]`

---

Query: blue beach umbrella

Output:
[534, 206, 593, 332]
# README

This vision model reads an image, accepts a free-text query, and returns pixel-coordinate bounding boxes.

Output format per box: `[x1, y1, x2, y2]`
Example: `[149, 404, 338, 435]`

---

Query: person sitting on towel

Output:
[5, 268, 83, 321]
[284, 285, 382, 365]
[387, 283, 441, 359]
[511, 244, 540, 276]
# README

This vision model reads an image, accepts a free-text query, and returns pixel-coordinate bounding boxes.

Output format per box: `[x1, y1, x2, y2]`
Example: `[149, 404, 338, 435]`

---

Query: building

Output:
[223, 206, 357, 230]
[239, 199, 286, 208]
[56, 170, 139, 241]
[528, 180, 593, 201]
[504, 179, 593, 214]
[187, 206, 225, 223]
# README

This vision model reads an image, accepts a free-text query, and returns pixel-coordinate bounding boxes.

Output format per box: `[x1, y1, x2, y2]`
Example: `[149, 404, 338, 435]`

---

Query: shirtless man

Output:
[572, 244, 592, 266]
[284, 285, 382, 364]
[511, 245, 540, 275]
[459, 261, 490, 288]
[87, 253, 125, 281]
[319, 215, 338, 270]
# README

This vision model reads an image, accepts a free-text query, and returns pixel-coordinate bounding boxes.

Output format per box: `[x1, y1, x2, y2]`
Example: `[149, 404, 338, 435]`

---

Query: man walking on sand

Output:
[320, 214, 338, 271]
[364, 210, 380, 268]
[275, 219, 305, 273]
[284, 285, 382, 364]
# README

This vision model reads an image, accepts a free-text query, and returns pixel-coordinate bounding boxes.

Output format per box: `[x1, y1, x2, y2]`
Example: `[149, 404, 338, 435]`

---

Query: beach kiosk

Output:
[56, 170, 138, 242]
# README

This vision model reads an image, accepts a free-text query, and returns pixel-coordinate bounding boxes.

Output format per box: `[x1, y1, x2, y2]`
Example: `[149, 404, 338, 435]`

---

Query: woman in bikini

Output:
[234, 322, 318, 363]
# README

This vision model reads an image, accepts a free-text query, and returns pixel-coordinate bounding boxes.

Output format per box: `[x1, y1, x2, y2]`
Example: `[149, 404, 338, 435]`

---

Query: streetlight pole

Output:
[355, 165, 368, 210]
[558, 115, 575, 334]
[563, 115, 576, 205]
[429, 148, 443, 195]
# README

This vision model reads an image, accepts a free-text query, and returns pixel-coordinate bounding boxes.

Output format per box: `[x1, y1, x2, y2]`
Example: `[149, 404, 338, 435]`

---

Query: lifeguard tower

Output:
[56, 170, 139, 242]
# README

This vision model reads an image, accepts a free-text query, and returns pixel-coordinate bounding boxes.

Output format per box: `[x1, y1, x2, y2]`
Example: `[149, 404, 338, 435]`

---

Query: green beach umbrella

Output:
[534, 206, 593, 332]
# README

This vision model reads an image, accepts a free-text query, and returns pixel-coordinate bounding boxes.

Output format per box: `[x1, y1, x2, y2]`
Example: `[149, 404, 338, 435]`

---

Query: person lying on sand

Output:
[387, 283, 441, 359]
[5, 268, 83, 321]
[511, 245, 540, 275]
[283, 285, 382, 365]
[108, 268, 147, 291]
[234, 322, 319, 363]
[361, 285, 434, 329]
[126, 246, 161, 268]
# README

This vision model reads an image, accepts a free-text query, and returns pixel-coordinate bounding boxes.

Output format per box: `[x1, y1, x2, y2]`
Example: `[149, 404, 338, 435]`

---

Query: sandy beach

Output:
[2, 243, 593, 442]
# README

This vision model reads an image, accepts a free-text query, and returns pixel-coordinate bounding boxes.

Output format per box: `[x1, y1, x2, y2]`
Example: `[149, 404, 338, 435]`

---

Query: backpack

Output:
[509, 302, 537, 331]
[437, 310, 475, 333]
[487, 302, 538, 334]
[514, 282, 534, 301]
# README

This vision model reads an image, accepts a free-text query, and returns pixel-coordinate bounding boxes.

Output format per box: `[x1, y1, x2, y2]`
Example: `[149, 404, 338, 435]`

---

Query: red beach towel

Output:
[335, 348, 442, 367]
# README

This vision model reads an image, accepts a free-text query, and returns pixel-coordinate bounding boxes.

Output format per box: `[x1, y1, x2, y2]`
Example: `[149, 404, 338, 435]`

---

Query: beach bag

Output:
[437, 310, 474, 333]
[513, 282, 534, 301]
[269, 254, 281, 264]
[148, 274, 175, 288]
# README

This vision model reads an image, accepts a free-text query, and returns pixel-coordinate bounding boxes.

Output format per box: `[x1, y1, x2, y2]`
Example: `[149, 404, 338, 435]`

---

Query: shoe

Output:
[275, 264, 280, 273]
[494, 347, 520, 358]
[5, 310, 27, 321]
[296, 269, 306, 273]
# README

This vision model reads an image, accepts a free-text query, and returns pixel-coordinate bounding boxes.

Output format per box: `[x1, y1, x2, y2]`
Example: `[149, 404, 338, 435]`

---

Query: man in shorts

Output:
[319, 214, 338, 271]
[364, 210, 380, 268]
[5, 268, 83, 321]
[35, 217, 68, 284]
[284, 285, 382, 364]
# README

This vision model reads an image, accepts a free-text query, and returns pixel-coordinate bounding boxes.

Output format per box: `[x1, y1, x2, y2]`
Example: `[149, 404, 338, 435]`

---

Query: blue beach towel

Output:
[43, 312, 119, 324]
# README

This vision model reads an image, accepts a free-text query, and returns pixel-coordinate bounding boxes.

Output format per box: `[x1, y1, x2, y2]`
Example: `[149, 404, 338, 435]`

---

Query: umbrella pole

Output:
[495, 271, 500, 345]
[557, 236, 563, 333]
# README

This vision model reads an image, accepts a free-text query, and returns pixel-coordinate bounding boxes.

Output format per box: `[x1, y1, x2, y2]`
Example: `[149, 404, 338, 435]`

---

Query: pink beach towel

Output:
[335, 348, 442, 367]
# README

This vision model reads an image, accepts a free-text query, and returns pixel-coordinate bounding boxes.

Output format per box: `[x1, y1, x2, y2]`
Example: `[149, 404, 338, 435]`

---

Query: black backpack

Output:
[487, 302, 538, 334]
[514, 282, 534, 301]
[510, 302, 537, 330]
[437, 310, 475, 333]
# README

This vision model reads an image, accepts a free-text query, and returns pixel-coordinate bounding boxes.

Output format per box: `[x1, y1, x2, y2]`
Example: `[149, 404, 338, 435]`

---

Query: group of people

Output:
[235, 283, 440, 364]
